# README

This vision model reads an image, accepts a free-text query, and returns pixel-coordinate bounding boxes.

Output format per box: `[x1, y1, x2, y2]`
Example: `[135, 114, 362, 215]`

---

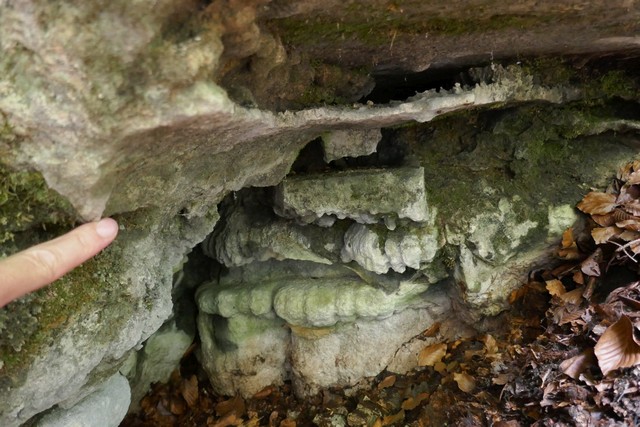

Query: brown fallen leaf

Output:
[181, 375, 198, 409]
[377, 375, 396, 390]
[558, 228, 581, 259]
[453, 372, 476, 393]
[592, 226, 623, 244]
[580, 248, 602, 277]
[560, 349, 596, 379]
[545, 279, 566, 296]
[622, 200, 640, 217]
[418, 343, 447, 367]
[558, 287, 585, 305]
[382, 410, 405, 426]
[573, 270, 585, 285]
[401, 392, 429, 411]
[280, 419, 296, 427]
[577, 192, 618, 215]
[483, 334, 499, 355]
[594, 315, 640, 376]
[618, 160, 640, 182]
[215, 395, 246, 418]
[592, 213, 617, 227]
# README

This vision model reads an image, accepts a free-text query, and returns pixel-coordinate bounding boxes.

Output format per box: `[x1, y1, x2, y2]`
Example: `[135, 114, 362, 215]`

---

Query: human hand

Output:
[0, 218, 119, 307]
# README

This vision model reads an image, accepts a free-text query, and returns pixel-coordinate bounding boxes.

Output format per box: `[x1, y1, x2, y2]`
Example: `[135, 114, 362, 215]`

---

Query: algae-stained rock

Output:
[197, 313, 289, 397]
[321, 128, 382, 162]
[274, 167, 429, 227]
[289, 288, 450, 396]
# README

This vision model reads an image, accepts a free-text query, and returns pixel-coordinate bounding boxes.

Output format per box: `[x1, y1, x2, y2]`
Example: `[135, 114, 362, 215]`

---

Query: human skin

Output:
[0, 218, 119, 307]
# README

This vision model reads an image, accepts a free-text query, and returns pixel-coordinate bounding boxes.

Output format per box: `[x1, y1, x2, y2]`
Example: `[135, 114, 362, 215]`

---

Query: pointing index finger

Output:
[0, 218, 119, 307]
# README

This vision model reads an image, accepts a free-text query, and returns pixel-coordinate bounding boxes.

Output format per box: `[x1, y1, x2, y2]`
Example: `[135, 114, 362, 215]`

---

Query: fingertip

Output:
[96, 218, 119, 240]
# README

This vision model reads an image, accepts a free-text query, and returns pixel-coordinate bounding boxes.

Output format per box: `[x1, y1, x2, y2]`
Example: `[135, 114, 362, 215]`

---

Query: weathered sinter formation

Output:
[195, 106, 640, 397]
[0, 0, 639, 425]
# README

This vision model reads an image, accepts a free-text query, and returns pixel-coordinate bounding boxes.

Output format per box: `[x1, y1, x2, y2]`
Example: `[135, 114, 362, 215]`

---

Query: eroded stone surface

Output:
[1, 0, 639, 422]
[275, 167, 430, 227]
[321, 129, 382, 162]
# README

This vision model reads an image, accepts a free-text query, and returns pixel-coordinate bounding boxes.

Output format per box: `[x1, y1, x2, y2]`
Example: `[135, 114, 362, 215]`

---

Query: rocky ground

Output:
[121, 164, 640, 426]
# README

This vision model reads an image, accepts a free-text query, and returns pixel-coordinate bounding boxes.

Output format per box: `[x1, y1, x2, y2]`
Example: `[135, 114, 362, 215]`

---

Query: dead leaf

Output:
[561, 228, 576, 249]
[616, 219, 640, 231]
[622, 200, 640, 217]
[580, 248, 602, 277]
[618, 160, 640, 182]
[280, 419, 296, 427]
[181, 375, 198, 409]
[377, 375, 396, 390]
[483, 334, 499, 355]
[453, 372, 476, 393]
[418, 343, 447, 367]
[558, 287, 584, 305]
[382, 410, 405, 426]
[401, 393, 429, 411]
[560, 349, 596, 379]
[577, 192, 618, 215]
[545, 279, 566, 296]
[592, 226, 623, 244]
[215, 395, 246, 418]
[253, 386, 276, 400]
[573, 270, 585, 285]
[209, 412, 243, 427]
[592, 213, 617, 227]
[594, 315, 640, 376]
[422, 322, 441, 337]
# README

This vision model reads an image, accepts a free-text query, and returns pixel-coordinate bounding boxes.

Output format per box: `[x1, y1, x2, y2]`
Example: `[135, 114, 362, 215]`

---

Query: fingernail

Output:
[96, 218, 119, 239]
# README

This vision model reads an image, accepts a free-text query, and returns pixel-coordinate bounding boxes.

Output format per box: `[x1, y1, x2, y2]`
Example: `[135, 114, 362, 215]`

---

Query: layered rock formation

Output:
[0, 1, 639, 425]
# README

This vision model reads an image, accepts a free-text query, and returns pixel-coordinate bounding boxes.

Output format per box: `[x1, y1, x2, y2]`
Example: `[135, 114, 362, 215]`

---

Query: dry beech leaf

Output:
[616, 219, 640, 231]
[619, 161, 640, 181]
[215, 395, 246, 418]
[560, 349, 596, 379]
[377, 375, 396, 390]
[453, 372, 476, 393]
[618, 230, 640, 243]
[181, 375, 199, 409]
[594, 315, 640, 376]
[483, 334, 498, 355]
[592, 226, 622, 244]
[573, 270, 585, 285]
[280, 419, 297, 427]
[401, 392, 429, 411]
[381, 410, 405, 426]
[577, 192, 618, 215]
[580, 248, 602, 277]
[627, 171, 640, 185]
[623, 200, 640, 217]
[418, 343, 447, 367]
[545, 279, 566, 296]
[558, 287, 584, 305]
[592, 213, 617, 227]
[561, 228, 576, 249]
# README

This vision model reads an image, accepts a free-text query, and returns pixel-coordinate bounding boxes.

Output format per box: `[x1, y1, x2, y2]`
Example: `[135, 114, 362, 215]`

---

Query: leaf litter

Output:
[122, 161, 640, 427]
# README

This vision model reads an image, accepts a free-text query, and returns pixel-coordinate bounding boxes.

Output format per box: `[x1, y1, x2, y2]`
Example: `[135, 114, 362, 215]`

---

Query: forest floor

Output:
[122, 162, 640, 427]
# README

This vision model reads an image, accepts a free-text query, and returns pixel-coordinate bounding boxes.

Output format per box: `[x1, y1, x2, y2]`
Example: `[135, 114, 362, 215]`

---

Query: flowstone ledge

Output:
[274, 167, 429, 228]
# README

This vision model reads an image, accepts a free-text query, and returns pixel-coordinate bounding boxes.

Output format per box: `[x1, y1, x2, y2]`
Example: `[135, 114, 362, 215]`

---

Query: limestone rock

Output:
[197, 313, 289, 397]
[321, 128, 382, 162]
[125, 320, 194, 412]
[274, 167, 430, 227]
[202, 199, 337, 267]
[289, 285, 450, 396]
[35, 373, 130, 427]
[341, 223, 440, 274]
